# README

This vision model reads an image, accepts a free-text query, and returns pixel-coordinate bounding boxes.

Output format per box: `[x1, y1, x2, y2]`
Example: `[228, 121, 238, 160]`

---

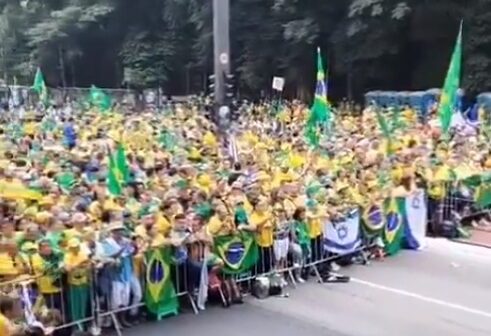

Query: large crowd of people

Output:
[0, 98, 489, 335]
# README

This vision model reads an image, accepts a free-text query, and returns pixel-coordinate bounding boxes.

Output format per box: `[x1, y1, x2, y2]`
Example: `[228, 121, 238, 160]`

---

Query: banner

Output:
[144, 248, 179, 317]
[213, 232, 259, 275]
[383, 198, 405, 255]
[324, 209, 361, 255]
[404, 190, 427, 250]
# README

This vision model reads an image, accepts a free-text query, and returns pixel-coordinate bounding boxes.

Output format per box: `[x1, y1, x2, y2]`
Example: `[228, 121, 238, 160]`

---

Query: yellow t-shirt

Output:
[207, 216, 233, 237]
[307, 211, 323, 238]
[0, 253, 25, 277]
[31, 254, 61, 294]
[0, 313, 12, 336]
[250, 211, 274, 248]
[282, 199, 297, 219]
[155, 213, 173, 236]
[64, 251, 90, 285]
[63, 228, 84, 244]
[135, 225, 149, 240]
[150, 233, 167, 248]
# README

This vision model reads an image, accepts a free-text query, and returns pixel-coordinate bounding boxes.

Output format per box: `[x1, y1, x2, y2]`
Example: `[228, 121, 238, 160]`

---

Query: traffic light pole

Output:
[212, 0, 230, 109]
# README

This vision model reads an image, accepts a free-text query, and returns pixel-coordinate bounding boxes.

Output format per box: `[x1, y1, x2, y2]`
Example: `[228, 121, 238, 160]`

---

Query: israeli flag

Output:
[404, 189, 427, 250]
[324, 209, 361, 255]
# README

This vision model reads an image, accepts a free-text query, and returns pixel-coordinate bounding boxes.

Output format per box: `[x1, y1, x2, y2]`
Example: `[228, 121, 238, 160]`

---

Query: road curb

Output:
[451, 238, 491, 249]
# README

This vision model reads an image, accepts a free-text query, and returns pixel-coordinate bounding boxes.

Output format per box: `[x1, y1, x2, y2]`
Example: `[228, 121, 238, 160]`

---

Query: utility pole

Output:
[212, 0, 231, 127]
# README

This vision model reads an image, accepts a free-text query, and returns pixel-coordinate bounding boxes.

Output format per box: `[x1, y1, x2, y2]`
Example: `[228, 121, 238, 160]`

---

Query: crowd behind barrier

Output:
[0, 90, 489, 336]
[0, 188, 434, 336]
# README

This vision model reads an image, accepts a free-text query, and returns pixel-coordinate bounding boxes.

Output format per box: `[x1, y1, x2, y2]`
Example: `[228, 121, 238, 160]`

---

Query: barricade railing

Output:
[0, 214, 378, 336]
[431, 181, 489, 236]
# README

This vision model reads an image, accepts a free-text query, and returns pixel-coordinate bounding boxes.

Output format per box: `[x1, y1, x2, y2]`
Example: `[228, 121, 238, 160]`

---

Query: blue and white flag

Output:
[324, 209, 361, 255]
[404, 190, 427, 250]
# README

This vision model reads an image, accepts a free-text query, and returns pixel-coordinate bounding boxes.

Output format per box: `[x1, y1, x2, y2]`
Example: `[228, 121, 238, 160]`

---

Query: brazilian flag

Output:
[144, 248, 179, 317]
[361, 203, 385, 238]
[213, 232, 259, 275]
[383, 197, 405, 255]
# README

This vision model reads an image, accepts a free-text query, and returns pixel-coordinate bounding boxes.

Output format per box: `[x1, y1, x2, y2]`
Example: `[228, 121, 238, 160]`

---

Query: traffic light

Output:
[224, 73, 235, 101]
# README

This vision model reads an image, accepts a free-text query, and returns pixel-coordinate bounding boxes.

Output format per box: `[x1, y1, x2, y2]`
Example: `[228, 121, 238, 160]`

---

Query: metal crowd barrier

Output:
[0, 224, 373, 336]
[431, 181, 490, 236]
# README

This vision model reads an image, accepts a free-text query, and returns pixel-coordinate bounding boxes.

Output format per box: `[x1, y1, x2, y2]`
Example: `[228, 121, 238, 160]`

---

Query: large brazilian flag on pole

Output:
[144, 248, 179, 317]
[213, 232, 259, 275]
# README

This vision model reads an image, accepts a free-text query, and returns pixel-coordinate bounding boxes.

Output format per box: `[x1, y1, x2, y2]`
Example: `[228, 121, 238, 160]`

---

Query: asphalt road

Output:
[123, 238, 491, 336]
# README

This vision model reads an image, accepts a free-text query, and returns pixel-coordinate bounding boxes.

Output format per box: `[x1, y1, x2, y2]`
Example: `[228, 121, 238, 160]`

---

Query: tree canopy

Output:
[0, 0, 487, 100]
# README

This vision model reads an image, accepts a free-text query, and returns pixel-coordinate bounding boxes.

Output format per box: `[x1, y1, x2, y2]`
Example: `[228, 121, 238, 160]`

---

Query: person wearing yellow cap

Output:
[63, 212, 88, 246]
[305, 199, 326, 263]
[31, 239, 63, 315]
[63, 236, 90, 329]
[0, 240, 28, 282]
[249, 197, 274, 274]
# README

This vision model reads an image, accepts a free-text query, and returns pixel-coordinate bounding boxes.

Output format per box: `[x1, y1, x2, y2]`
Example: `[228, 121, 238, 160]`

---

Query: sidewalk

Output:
[454, 228, 491, 248]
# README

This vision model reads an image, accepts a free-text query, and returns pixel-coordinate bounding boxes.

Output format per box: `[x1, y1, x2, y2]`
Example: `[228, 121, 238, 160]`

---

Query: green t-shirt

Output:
[294, 220, 310, 249]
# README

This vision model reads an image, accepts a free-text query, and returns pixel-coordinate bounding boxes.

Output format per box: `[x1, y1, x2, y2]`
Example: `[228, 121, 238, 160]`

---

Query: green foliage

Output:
[0, 0, 488, 99]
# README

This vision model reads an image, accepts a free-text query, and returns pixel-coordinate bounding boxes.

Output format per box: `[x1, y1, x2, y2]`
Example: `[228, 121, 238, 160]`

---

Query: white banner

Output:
[404, 189, 427, 250]
[324, 209, 361, 255]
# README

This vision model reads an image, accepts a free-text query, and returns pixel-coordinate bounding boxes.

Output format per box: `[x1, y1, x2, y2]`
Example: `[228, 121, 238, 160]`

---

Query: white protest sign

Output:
[272, 77, 285, 92]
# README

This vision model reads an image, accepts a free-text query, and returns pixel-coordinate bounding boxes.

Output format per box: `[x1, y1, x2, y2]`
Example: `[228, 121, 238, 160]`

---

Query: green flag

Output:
[107, 151, 122, 196]
[213, 232, 259, 275]
[375, 107, 394, 155]
[390, 106, 404, 132]
[305, 47, 331, 147]
[144, 248, 179, 317]
[89, 85, 112, 112]
[57, 171, 76, 193]
[32, 67, 48, 105]
[116, 143, 130, 184]
[438, 22, 463, 136]
[376, 108, 391, 139]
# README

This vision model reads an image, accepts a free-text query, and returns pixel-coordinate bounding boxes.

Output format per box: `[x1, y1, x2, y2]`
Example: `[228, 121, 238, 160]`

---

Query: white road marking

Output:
[349, 277, 491, 319]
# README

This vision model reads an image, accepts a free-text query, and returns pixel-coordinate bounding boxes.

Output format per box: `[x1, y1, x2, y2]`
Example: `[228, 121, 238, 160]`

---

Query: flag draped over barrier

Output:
[213, 232, 259, 275]
[383, 197, 405, 255]
[403, 190, 427, 250]
[324, 209, 362, 255]
[144, 248, 179, 317]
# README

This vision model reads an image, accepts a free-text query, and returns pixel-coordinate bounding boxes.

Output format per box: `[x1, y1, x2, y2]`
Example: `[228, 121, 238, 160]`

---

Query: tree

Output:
[0, 0, 488, 100]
